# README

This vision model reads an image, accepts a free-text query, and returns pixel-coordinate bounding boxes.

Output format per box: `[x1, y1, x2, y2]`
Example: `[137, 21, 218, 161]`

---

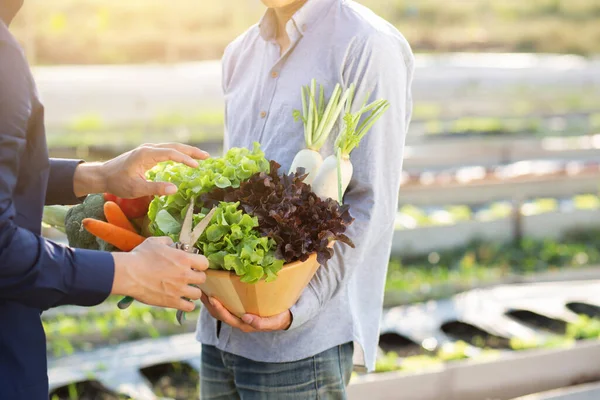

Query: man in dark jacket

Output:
[1, 1, 210, 398]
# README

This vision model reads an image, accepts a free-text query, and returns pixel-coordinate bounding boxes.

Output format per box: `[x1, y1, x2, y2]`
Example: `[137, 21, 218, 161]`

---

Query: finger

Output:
[200, 294, 228, 322]
[144, 236, 174, 246]
[209, 297, 254, 332]
[173, 251, 209, 272]
[200, 293, 212, 309]
[188, 254, 209, 272]
[149, 148, 200, 169]
[152, 143, 210, 160]
[175, 298, 196, 313]
[181, 285, 203, 301]
[241, 314, 277, 331]
[185, 270, 207, 287]
[138, 181, 179, 197]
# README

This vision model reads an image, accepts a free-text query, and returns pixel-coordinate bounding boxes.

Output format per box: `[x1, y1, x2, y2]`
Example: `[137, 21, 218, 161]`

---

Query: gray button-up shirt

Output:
[196, 0, 414, 372]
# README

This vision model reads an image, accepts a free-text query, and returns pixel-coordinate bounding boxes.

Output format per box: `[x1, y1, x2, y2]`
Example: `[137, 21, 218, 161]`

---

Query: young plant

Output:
[311, 85, 390, 203]
[290, 79, 351, 184]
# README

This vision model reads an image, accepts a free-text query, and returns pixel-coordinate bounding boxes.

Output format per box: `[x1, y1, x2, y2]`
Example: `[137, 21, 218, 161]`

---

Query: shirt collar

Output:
[258, 0, 338, 42]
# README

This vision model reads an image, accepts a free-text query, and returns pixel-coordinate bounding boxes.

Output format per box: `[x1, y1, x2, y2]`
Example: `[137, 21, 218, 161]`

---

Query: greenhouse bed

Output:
[403, 134, 600, 172]
[347, 341, 600, 400]
[392, 209, 600, 256]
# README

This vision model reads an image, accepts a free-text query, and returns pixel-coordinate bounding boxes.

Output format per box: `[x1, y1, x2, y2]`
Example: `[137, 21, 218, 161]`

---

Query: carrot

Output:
[82, 218, 145, 251]
[104, 201, 137, 233]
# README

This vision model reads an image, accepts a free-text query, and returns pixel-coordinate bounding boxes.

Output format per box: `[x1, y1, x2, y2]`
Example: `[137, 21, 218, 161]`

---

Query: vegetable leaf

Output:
[202, 160, 355, 265]
[194, 202, 283, 283]
[155, 209, 181, 235]
[146, 142, 270, 238]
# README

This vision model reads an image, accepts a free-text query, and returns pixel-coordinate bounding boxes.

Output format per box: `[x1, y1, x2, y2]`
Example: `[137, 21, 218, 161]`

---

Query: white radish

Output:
[288, 148, 323, 184]
[290, 79, 350, 183]
[312, 154, 353, 201]
[312, 84, 390, 203]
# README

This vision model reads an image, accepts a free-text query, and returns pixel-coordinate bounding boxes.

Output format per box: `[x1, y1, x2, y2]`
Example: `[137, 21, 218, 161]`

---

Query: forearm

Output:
[289, 186, 397, 329]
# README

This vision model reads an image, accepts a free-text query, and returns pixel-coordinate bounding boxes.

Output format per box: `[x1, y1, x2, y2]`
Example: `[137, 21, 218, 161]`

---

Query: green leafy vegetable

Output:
[201, 161, 355, 265]
[155, 210, 181, 235]
[147, 142, 270, 237]
[194, 202, 283, 283]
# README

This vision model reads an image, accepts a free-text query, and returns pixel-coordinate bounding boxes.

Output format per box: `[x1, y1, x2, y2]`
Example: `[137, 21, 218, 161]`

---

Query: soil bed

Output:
[506, 309, 568, 335]
[49, 380, 129, 400]
[378, 333, 427, 357]
[441, 321, 511, 349]
[141, 362, 199, 400]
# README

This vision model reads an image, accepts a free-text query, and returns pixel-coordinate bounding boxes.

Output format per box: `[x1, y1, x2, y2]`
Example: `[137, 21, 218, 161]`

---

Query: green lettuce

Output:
[146, 143, 280, 283]
[147, 142, 270, 238]
[194, 202, 283, 283]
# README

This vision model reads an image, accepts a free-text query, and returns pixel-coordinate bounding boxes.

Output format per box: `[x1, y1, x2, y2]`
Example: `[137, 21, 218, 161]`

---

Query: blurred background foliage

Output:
[11, 0, 600, 65]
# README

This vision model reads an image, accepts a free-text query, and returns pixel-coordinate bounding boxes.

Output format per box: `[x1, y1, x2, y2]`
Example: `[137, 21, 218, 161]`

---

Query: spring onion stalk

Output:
[312, 90, 390, 202]
[290, 79, 350, 184]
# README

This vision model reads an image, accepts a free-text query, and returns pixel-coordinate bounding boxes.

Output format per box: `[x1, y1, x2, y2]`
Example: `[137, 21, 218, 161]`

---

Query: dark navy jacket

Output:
[0, 22, 115, 399]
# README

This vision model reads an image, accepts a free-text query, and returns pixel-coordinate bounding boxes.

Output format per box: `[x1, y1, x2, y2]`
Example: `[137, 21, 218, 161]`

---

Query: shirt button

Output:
[271, 71, 279, 78]
[260, 111, 267, 118]
[302, 24, 307, 31]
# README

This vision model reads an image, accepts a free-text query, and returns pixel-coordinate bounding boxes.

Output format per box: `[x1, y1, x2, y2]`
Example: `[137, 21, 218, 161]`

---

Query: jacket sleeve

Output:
[288, 32, 414, 329]
[46, 158, 85, 205]
[0, 41, 115, 310]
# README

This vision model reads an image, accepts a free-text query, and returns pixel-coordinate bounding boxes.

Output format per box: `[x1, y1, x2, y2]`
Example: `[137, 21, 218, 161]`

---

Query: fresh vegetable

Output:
[290, 79, 351, 184]
[201, 161, 355, 265]
[146, 143, 270, 237]
[150, 200, 282, 283]
[312, 85, 390, 203]
[42, 205, 69, 233]
[103, 193, 152, 219]
[82, 218, 145, 252]
[103, 201, 137, 233]
[196, 202, 283, 283]
[65, 194, 116, 251]
[145, 143, 354, 283]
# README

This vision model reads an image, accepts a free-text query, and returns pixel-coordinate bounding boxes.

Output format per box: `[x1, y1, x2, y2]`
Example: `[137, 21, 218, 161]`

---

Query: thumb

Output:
[138, 181, 178, 197]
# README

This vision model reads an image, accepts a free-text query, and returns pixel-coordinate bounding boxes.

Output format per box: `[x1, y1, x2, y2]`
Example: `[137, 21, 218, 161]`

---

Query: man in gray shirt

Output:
[198, 0, 414, 397]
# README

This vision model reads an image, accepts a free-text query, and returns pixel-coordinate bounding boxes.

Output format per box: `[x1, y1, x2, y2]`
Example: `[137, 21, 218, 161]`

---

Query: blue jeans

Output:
[200, 342, 354, 400]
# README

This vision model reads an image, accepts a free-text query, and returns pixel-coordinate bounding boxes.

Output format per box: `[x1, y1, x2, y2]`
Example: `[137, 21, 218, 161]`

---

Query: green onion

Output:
[293, 79, 350, 152]
[335, 92, 390, 157]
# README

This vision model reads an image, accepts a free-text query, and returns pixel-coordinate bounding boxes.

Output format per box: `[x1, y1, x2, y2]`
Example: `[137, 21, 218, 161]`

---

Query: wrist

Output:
[73, 162, 107, 197]
[110, 252, 137, 296]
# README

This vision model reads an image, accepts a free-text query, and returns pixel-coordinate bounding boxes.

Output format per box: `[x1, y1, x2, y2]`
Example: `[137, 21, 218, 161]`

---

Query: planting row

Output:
[400, 157, 600, 191]
[410, 110, 600, 139]
[402, 132, 600, 173]
[47, 280, 600, 400]
[374, 310, 600, 374]
[396, 194, 600, 229]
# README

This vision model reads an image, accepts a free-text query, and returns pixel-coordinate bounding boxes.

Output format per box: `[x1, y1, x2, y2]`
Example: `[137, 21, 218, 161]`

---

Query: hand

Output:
[201, 294, 292, 332]
[111, 236, 209, 312]
[74, 142, 209, 198]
